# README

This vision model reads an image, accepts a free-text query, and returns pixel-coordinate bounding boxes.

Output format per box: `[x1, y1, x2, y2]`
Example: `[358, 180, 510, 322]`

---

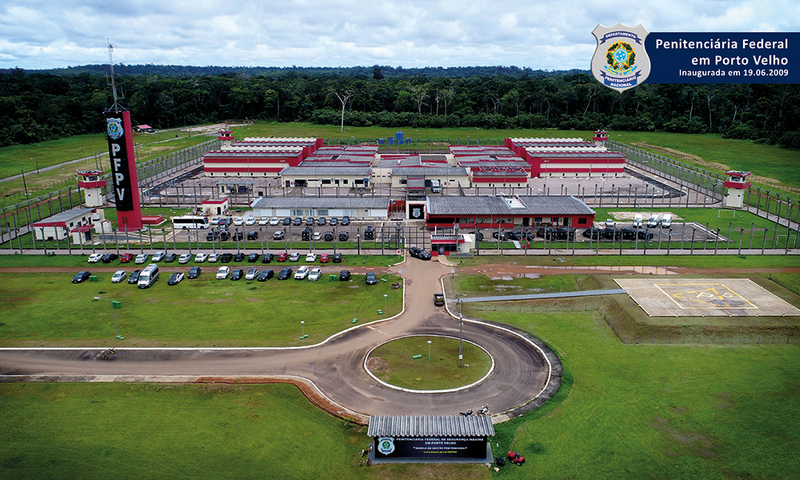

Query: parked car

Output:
[338, 231, 349, 241]
[195, 253, 208, 263]
[282, 217, 291, 226]
[317, 217, 326, 226]
[305, 253, 317, 262]
[273, 230, 285, 240]
[257, 269, 274, 281]
[216, 266, 231, 279]
[605, 218, 615, 228]
[261, 253, 274, 263]
[258, 217, 269, 226]
[409, 247, 431, 260]
[187, 266, 201, 279]
[245, 267, 259, 280]
[332, 253, 343, 263]
[220, 253, 233, 263]
[164, 253, 177, 263]
[152, 251, 166, 262]
[434, 293, 445, 306]
[308, 267, 322, 281]
[128, 270, 141, 284]
[289, 252, 300, 262]
[208, 253, 219, 263]
[602, 227, 622, 240]
[276, 252, 288, 262]
[329, 217, 338, 226]
[178, 253, 192, 264]
[324, 231, 334, 241]
[301, 226, 312, 241]
[294, 265, 310, 279]
[72, 271, 91, 283]
[339, 270, 351, 281]
[247, 231, 259, 240]
[365, 272, 378, 285]
[233, 252, 245, 262]
[305, 217, 314, 226]
[210, 216, 221, 225]
[637, 230, 654, 240]
[293, 217, 302, 226]
[219, 230, 231, 241]
[248, 253, 260, 262]
[135, 253, 149, 264]
[647, 214, 661, 228]
[270, 217, 280, 226]
[341, 216, 350, 226]
[582, 227, 602, 239]
[120, 253, 135, 263]
[661, 214, 673, 228]
[312, 232, 321, 241]
[231, 231, 243, 241]
[277, 267, 293, 280]
[621, 227, 638, 240]
[245, 217, 256, 226]
[206, 231, 219, 241]
[633, 214, 643, 228]
[230, 268, 244, 281]
[234, 217, 244, 227]
[168, 272, 184, 285]
[471, 231, 484, 241]
[364, 226, 375, 240]
[101, 253, 118, 263]
[111, 270, 127, 283]
[319, 254, 329, 263]
[88, 253, 103, 263]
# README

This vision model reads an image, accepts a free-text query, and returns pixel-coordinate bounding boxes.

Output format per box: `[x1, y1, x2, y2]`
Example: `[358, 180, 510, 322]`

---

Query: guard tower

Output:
[77, 170, 105, 207]
[723, 170, 751, 208]
[218, 130, 234, 148]
[592, 129, 609, 148]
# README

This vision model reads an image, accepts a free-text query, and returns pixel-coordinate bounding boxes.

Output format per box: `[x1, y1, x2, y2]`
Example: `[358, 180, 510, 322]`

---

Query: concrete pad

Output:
[614, 278, 800, 317]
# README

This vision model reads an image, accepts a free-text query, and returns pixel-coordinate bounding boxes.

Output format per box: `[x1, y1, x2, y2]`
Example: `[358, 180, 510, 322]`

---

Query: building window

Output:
[578, 218, 587, 225]
[321, 179, 331, 185]
[343, 179, 348, 184]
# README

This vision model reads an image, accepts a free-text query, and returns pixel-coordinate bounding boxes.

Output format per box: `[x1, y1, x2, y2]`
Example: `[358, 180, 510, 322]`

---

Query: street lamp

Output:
[427, 340, 432, 361]
[457, 294, 463, 368]
[384, 294, 388, 315]
[300, 321, 307, 339]
[94, 296, 124, 341]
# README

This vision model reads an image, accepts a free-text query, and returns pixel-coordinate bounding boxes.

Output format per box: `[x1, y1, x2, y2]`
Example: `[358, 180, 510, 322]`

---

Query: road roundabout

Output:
[0, 257, 561, 425]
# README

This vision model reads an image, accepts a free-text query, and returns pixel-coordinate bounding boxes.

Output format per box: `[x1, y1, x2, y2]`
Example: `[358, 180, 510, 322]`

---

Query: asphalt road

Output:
[0, 257, 552, 420]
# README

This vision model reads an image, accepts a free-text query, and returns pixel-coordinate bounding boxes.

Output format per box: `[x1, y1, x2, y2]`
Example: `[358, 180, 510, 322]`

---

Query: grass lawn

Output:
[458, 254, 800, 269]
[0, 271, 402, 347]
[367, 335, 492, 390]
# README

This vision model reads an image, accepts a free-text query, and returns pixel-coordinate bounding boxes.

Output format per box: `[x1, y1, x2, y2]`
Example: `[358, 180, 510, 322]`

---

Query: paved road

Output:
[0, 257, 552, 420]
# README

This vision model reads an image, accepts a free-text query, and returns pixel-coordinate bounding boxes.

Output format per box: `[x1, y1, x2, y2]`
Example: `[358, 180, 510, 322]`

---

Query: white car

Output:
[245, 267, 259, 280]
[178, 253, 192, 264]
[308, 267, 322, 281]
[88, 253, 103, 263]
[661, 214, 672, 228]
[111, 270, 127, 283]
[647, 214, 660, 228]
[234, 217, 244, 226]
[294, 265, 310, 280]
[258, 217, 269, 226]
[245, 217, 256, 226]
[312, 232, 322, 241]
[269, 217, 280, 226]
[195, 253, 208, 263]
[210, 216, 221, 225]
[208, 253, 219, 263]
[216, 266, 231, 280]
[152, 251, 166, 262]
[305, 253, 317, 262]
[135, 253, 149, 264]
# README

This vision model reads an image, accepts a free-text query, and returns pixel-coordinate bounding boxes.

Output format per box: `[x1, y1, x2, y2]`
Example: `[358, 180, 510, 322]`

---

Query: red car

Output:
[119, 253, 135, 263]
[276, 252, 288, 262]
[319, 254, 329, 263]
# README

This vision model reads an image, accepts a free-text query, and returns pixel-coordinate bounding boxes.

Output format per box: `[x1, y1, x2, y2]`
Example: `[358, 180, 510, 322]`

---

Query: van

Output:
[633, 214, 643, 228]
[430, 179, 441, 193]
[137, 263, 160, 289]
[661, 214, 672, 228]
[647, 214, 660, 228]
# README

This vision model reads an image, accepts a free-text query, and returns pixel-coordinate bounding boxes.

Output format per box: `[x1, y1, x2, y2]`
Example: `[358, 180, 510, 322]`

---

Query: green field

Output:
[367, 335, 492, 390]
[0, 271, 402, 347]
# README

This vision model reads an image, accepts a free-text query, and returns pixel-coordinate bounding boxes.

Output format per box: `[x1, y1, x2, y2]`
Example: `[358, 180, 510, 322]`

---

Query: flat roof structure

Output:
[251, 196, 389, 210]
[368, 415, 494, 437]
[427, 195, 594, 217]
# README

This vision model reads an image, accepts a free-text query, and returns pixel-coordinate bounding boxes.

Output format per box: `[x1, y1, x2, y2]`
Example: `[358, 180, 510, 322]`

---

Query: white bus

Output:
[171, 215, 210, 229]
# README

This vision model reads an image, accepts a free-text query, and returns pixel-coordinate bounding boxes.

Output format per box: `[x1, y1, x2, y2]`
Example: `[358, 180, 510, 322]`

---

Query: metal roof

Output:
[280, 166, 373, 176]
[391, 166, 468, 176]
[32, 207, 95, 224]
[426, 195, 595, 216]
[251, 196, 389, 209]
[367, 416, 495, 437]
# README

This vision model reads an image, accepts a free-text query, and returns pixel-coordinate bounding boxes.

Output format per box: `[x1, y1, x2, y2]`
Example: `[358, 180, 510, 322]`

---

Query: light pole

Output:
[427, 340, 432, 361]
[300, 321, 307, 339]
[94, 296, 124, 341]
[458, 295, 463, 368]
[384, 294, 388, 315]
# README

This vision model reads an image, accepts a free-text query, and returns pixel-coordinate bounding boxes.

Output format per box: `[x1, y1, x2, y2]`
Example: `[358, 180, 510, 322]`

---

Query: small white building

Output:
[251, 197, 389, 220]
[31, 207, 99, 243]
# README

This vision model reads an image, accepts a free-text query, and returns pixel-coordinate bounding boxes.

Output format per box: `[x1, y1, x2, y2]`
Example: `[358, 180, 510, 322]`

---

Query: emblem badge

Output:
[411, 207, 422, 219]
[107, 117, 124, 140]
[591, 24, 651, 92]
[377, 437, 395, 455]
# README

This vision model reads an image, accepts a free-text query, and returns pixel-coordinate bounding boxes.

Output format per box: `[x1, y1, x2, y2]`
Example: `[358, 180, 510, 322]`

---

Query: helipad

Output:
[614, 278, 800, 317]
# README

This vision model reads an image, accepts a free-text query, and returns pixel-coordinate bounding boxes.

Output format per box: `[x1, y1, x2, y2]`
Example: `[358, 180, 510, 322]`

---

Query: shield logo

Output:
[106, 117, 124, 140]
[591, 24, 651, 93]
[411, 207, 422, 219]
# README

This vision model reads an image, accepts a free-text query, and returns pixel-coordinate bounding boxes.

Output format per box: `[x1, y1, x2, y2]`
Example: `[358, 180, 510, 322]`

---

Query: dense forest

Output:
[0, 65, 798, 149]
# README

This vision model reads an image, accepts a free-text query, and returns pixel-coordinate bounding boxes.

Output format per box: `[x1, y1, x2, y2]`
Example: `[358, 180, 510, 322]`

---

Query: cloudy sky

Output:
[1, 0, 797, 70]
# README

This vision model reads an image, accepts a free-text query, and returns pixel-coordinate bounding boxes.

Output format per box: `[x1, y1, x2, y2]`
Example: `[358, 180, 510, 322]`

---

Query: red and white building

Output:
[723, 171, 751, 208]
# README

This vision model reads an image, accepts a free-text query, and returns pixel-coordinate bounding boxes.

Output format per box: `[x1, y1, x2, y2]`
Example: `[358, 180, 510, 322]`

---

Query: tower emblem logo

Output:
[591, 24, 651, 92]
[107, 117, 124, 140]
[377, 437, 396, 455]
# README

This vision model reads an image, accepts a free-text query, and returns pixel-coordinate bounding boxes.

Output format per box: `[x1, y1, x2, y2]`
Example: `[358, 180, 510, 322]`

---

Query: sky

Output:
[1, 0, 798, 70]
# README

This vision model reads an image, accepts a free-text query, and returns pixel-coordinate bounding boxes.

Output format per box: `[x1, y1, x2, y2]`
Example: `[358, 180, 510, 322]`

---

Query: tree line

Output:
[0, 65, 797, 149]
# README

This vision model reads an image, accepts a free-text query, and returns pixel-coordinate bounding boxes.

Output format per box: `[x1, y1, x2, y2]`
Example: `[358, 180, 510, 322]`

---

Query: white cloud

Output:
[0, 0, 796, 69]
